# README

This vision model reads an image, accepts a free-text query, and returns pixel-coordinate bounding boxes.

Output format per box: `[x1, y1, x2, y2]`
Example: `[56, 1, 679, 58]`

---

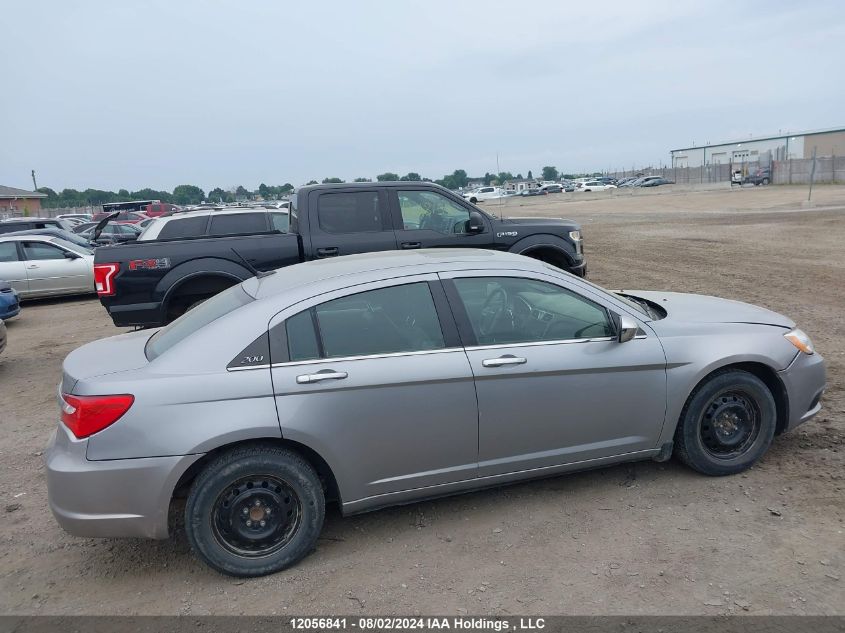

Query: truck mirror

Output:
[467, 211, 484, 233]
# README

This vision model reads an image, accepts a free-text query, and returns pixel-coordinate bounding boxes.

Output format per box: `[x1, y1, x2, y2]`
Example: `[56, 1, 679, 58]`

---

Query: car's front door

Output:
[0, 242, 29, 296]
[389, 188, 499, 251]
[21, 241, 90, 295]
[441, 271, 667, 477]
[305, 188, 397, 258]
[269, 276, 479, 504]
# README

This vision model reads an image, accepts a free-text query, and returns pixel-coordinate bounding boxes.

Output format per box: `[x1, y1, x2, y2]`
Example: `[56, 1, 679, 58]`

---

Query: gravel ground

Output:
[1, 184, 843, 616]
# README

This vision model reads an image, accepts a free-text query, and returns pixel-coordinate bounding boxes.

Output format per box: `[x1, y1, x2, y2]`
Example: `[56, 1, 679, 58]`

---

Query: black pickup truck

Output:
[94, 181, 587, 327]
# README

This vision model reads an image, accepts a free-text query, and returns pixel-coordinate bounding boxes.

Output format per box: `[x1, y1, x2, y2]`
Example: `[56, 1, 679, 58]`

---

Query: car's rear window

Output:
[145, 284, 254, 360]
[208, 212, 268, 236]
[157, 216, 209, 240]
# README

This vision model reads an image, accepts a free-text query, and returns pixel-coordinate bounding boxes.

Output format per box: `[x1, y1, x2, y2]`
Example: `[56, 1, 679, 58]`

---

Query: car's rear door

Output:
[440, 270, 667, 477]
[0, 241, 29, 295]
[304, 187, 397, 258]
[268, 275, 478, 504]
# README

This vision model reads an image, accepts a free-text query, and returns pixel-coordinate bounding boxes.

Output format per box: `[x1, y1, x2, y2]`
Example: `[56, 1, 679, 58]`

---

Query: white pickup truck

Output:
[462, 186, 503, 203]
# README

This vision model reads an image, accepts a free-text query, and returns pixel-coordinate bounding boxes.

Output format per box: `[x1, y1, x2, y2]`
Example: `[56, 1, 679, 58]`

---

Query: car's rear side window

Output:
[145, 284, 253, 360]
[317, 191, 383, 233]
[208, 213, 268, 236]
[0, 242, 19, 261]
[157, 216, 209, 240]
[281, 282, 446, 362]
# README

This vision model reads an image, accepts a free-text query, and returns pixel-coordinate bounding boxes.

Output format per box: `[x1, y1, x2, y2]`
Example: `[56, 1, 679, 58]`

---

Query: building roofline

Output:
[670, 126, 845, 153]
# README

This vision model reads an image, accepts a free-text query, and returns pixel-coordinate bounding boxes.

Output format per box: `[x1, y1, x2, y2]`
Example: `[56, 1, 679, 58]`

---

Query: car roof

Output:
[297, 181, 454, 195]
[249, 249, 543, 300]
[0, 233, 59, 243]
[161, 206, 278, 220]
[0, 217, 57, 223]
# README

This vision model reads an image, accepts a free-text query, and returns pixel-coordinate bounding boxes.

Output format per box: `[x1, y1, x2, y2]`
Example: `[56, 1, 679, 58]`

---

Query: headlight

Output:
[569, 230, 582, 241]
[784, 328, 814, 354]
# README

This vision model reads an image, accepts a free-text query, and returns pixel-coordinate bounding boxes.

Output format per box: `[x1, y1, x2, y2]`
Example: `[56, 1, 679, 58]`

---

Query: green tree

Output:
[322, 177, 344, 184]
[118, 189, 130, 198]
[561, 174, 576, 180]
[305, 180, 318, 185]
[172, 184, 205, 205]
[279, 183, 294, 194]
[258, 183, 271, 199]
[541, 166, 559, 181]
[353, 177, 372, 182]
[376, 172, 400, 182]
[497, 171, 514, 184]
[208, 187, 233, 203]
[527, 170, 533, 180]
[234, 185, 250, 200]
[400, 172, 422, 181]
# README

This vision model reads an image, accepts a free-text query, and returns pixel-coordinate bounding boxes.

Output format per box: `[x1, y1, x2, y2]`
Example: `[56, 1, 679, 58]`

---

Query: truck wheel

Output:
[762, 178, 770, 185]
[185, 446, 325, 577]
[674, 369, 776, 476]
[469, 197, 478, 204]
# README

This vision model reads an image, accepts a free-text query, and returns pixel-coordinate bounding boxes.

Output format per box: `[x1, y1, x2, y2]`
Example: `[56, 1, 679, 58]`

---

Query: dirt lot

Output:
[1, 185, 843, 615]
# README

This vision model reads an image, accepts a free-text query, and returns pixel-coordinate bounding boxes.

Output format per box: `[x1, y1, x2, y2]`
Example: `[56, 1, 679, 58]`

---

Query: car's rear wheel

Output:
[185, 446, 324, 577]
[674, 369, 777, 476]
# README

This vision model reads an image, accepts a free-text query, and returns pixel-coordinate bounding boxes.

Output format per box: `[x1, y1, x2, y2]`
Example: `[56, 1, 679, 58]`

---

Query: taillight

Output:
[60, 394, 135, 439]
[93, 263, 120, 296]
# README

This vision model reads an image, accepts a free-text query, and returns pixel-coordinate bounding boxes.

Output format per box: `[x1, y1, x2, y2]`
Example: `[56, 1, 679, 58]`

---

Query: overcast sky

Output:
[1, 0, 843, 193]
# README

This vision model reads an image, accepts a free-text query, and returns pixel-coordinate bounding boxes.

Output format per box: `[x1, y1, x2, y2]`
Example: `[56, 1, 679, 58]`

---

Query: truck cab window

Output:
[317, 192, 383, 233]
[397, 190, 470, 234]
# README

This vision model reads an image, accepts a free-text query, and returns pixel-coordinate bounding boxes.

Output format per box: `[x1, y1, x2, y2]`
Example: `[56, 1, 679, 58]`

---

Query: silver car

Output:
[46, 250, 826, 577]
[0, 235, 95, 298]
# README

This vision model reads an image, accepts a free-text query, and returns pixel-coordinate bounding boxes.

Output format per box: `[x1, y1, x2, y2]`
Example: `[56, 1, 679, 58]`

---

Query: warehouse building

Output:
[670, 126, 845, 168]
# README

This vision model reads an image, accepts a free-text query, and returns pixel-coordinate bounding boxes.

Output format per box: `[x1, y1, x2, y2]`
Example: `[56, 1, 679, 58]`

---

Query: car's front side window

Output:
[283, 282, 446, 361]
[397, 190, 470, 234]
[451, 276, 614, 346]
[22, 241, 66, 261]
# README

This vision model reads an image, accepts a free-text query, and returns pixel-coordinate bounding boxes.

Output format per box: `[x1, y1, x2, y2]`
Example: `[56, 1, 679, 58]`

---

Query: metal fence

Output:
[610, 156, 845, 185]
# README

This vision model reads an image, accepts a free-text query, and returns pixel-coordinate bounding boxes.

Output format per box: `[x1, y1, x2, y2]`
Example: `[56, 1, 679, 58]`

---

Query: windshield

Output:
[145, 284, 254, 360]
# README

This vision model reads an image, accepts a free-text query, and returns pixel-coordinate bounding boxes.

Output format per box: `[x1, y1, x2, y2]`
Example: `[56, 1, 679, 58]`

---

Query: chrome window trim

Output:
[464, 336, 614, 352]
[227, 346, 464, 371]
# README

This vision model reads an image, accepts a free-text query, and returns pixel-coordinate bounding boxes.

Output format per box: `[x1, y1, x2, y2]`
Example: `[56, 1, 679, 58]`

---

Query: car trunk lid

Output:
[61, 328, 152, 394]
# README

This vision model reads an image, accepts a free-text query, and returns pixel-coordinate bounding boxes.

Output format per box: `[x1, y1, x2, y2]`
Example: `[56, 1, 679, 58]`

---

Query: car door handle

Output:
[316, 247, 339, 258]
[401, 241, 421, 249]
[481, 356, 527, 367]
[26, 264, 39, 269]
[296, 370, 348, 384]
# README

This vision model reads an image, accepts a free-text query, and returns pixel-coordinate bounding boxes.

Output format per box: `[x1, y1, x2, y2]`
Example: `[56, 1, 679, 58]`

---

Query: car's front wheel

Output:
[185, 446, 325, 577]
[674, 369, 777, 476]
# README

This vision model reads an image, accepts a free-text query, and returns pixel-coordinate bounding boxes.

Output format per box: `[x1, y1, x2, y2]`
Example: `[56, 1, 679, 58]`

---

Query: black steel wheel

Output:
[211, 475, 302, 558]
[186, 445, 324, 577]
[698, 388, 761, 459]
[675, 369, 777, 476]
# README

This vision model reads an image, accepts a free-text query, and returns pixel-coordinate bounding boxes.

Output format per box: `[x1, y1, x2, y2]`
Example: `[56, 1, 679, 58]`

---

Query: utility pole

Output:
[808, 146, 818, 203]
[31, 169, 38, 191]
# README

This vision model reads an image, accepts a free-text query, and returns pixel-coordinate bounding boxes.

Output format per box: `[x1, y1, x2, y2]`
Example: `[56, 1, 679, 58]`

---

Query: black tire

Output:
[674, 369, 777, 476]
[185, 446, 325, 577]
[762, 178, 770, 185]
[469, 197, 478, 204]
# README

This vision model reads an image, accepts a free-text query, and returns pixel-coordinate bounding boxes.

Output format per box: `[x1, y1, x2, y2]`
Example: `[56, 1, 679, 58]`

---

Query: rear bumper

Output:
[0, 296, 20, 320]
[778, 351, 826, 432]
[102, 300, 163, 328]
[45, 425, 203, 539]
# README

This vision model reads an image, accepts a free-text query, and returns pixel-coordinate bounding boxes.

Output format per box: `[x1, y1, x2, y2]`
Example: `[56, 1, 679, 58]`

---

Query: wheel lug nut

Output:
[264, 508, 271, 515]
[260, 520, 266, 527]
[246, 520, 252, 527]
[242, 507, 249, 514]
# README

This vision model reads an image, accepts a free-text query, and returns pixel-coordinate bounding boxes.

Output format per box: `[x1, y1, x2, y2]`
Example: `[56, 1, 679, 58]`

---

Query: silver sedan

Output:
[0, 235, 95, 298]
[46, 249, 825, 576]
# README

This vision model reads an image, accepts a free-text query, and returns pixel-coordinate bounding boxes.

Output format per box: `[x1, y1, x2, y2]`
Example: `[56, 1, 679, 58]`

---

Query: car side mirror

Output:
[613, 313, 638, 343]
[467, 211, 485, 233]
[63, 251, 80, 260]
